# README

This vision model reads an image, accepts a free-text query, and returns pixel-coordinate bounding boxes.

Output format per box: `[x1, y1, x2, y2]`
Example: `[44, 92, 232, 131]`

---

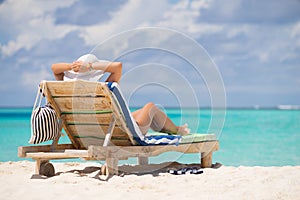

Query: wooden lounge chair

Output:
[18, 80, 219, 177]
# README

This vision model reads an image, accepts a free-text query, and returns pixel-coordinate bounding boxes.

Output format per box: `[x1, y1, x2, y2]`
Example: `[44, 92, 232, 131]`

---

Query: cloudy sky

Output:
[0, 0, 299, 108]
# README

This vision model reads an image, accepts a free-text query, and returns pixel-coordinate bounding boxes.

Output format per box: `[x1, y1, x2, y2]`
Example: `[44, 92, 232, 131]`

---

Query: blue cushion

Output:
[106, 82, 181, 146]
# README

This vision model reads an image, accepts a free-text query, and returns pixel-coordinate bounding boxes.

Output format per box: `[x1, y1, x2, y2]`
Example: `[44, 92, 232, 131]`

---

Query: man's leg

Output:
[132, 103, 189, 135]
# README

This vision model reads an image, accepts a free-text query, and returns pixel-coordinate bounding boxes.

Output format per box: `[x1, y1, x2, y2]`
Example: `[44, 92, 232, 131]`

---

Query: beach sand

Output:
[0, 161, 299, 200]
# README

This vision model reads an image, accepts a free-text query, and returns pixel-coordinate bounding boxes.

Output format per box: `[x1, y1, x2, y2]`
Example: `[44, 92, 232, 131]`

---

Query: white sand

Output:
[0, 161, 299, 200]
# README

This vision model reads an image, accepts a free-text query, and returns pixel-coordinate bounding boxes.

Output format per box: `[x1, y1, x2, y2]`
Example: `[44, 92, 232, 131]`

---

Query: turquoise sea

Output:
[0, 107, 299, 166]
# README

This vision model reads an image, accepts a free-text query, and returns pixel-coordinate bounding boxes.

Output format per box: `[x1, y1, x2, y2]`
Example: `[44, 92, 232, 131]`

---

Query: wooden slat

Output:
[68, 124, 126, 133]
[64, 117, 131, 148]
[68, 125, 129, 137]
[65, 114, 121, 127]
[19, 141, 218, 161]
[53, 97, 112, 112]
[26, 150, 89, 159]
[73, 136, 131, 147]
[110, 139, 132, 146]
[45, 81, 107, 97]
[68, 124, 106, 137]
[88, 141, 219, 160]
[64, 113, 113, 124]
[73, 137, 105, 148]
[18, 144, 75, 157]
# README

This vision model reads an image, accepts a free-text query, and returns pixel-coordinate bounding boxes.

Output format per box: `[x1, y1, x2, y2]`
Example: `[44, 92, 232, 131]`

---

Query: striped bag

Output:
[29, 82, 59, 144]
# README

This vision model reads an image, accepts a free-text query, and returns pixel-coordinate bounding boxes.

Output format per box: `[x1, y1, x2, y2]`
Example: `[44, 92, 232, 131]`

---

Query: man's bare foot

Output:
[177, 123, 190, 136]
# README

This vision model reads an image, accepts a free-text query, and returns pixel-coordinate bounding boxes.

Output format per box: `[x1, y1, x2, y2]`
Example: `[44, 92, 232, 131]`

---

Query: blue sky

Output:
[0, 0, 299, 108]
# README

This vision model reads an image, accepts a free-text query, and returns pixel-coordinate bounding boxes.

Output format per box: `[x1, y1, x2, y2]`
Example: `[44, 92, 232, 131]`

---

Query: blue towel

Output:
[106, 82, 182, 146]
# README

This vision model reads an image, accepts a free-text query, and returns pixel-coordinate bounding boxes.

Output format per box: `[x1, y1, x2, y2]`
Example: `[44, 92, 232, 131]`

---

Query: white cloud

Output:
[21, 67, 53, 89]
[0, 0, 78, 56]
[78, 0, 225, 48]
[226, 24, 249, 39]
[0, 0, 225, 58]
[291, 21, 300, 47]
[1, 0, 299, 61]
[155, 0, 223, 36]
[79, 0, 170, 46]
[210, 0, 241, 19]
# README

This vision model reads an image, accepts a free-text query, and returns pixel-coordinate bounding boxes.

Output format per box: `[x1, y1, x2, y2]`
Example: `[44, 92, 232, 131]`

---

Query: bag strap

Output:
[32, 80, 46, 113]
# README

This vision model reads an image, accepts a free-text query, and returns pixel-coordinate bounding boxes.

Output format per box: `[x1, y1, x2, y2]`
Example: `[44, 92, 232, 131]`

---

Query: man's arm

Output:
[51, 63, 72, 81]
[92, 62, 122, 83]
[51, 61, 122, 83]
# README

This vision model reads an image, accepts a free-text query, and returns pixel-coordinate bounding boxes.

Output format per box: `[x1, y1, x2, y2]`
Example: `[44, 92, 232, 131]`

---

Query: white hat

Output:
[63, 54, 104, 82]
[76, 54, 99, 63]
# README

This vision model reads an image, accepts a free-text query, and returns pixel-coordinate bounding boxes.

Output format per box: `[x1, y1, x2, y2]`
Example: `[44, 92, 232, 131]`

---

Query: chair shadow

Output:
[34, 162, 222, 181]
[118, 161, 222, 176]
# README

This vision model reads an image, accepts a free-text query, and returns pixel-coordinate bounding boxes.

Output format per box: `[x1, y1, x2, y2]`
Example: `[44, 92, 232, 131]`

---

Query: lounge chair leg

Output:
[138, 156, 149, 165]
[106, 157, 119, 175]
[201, 152, 213, 168]
[35, 159, 42, 175]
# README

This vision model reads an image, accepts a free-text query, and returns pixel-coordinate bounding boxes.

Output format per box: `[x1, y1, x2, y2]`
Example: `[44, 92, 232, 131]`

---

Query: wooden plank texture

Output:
[88, 141, 219, 160]
[18, 144, 75, 157]
[26, 150, 89, 160]
[64, 113, 117, 124]
[68, 125, 132, 147]
[68, 125, 128, 137]
[53, 97, 112, 112]
[45, 81, 107, 97]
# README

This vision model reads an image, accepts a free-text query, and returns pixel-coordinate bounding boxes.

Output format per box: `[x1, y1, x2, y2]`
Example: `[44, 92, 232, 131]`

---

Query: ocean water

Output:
[0, 108, 299, 166]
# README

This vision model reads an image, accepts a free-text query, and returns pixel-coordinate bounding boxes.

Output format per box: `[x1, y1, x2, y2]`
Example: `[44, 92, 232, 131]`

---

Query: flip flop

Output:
[168, 167, 203, 175]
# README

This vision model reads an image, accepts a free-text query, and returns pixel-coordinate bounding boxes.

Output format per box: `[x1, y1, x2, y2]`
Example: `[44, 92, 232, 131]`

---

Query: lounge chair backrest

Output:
[42, 80, 135, 149]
